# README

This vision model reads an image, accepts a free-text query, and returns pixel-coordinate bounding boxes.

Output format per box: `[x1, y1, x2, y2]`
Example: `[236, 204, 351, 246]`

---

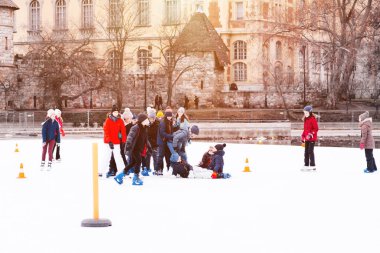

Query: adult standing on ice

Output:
[52, 109, 65, 162]
[156, 107, 174, 175]
[359, 111, 377, 173]
[301, 105, 318, 171]
[101, 105, 127, 178]
[41, 109, 60, 170]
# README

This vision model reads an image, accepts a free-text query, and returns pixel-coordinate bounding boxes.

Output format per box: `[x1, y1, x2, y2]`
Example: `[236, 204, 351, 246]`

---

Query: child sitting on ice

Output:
[198, 146, 215, 168]
[208, 143, 230, 179]
[170, 152, 193, 178]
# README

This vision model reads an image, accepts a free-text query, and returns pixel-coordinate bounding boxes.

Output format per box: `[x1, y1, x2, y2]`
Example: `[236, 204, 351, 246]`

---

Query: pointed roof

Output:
[173, 12, 230, 67]
[0, 0, 19, 10]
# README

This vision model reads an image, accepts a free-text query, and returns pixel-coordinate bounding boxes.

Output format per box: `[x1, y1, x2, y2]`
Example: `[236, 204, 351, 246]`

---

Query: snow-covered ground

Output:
[1, 138, 380, 253]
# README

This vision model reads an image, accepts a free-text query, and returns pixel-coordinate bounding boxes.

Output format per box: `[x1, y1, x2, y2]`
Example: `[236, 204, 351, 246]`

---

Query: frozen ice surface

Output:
[0, 138, 379, 253]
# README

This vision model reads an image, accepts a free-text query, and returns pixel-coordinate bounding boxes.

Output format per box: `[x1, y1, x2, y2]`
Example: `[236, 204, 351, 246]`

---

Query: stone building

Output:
[0, 0, 18, 110]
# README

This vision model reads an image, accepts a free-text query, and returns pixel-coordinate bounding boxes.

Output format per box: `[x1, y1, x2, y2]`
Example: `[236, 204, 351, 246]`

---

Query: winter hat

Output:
[215, 143, 226, 151]
[170, 153, 180, 163]
[111, 104, 119, 113]
[303, 105, 313, 112]
[123, 108, 133, 120]
[177, 107, 185, 115]
[137, 113, 148, 123]
[54, 109, 61, 117]
[147, 108, 157, 119]
[47, 109, 55, 118]
[359, 111, 370, 122]
[190, 125, 200, 135]
[156, 110, 164, 118]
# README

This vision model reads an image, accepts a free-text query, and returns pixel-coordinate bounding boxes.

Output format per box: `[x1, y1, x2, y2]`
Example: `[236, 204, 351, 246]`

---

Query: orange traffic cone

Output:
[17, 163, 26, 179]
[15, 143, 19, 152]
[243, 158, 251, 172]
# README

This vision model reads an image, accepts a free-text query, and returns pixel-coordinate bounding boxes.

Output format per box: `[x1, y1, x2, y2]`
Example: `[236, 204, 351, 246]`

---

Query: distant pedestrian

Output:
[194, 96, 199, 109]
[184, 96, 189, 109]
[154, 95, 159, 110]
[40, 109, 60, 171]
[359, 111, 377, 173]
[301, 105, 318, 171]
[158, 95, 163, 110]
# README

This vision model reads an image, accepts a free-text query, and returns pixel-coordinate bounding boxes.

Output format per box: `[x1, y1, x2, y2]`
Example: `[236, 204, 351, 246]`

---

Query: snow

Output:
[1, 138, 380, 253]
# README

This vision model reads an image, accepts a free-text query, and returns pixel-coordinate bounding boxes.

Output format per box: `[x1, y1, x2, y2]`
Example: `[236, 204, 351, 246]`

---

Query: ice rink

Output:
[1, 138, 379, 253]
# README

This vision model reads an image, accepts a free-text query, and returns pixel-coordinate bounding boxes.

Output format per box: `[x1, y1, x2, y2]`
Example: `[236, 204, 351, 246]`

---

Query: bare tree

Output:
[24, 32, 105, 109]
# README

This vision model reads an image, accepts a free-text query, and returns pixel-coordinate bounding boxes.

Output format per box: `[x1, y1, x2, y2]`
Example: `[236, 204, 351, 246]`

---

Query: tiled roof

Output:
[0, 0, 19, 10]
[173, 12, 230, 67]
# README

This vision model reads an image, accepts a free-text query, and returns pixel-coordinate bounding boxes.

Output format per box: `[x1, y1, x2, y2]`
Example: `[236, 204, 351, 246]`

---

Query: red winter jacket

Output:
[103, 115, 127, 144]
[302, 115, 319, 142]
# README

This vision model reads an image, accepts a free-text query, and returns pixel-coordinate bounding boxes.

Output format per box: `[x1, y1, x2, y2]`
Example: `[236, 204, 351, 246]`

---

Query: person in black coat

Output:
[208, 143, 230, 179]
[114, 113, 151, 185]
[198, 146, 215, 169]
[170, 152, 193, 178]
[156, 108, 174, 175]
[145, 108, 160, 173]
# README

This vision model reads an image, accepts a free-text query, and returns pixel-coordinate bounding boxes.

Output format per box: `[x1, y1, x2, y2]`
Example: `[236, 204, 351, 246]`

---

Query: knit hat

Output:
[147, 108, 157, 119]
[215, 143, 226, 151]
[47, 109, 55, 117]
[54, 109, 61, 116]
[156, 110, 164, 118]
[359, 111, 370, 122]
[190, 125, 199, 135]
[137, 113, 148, 123]
[170, 153, 180, 163]
[177, 107, 185, 114]
[303, 105, 312, 112]
[123, 108, 133, 120]
[111, 105, 119, 113]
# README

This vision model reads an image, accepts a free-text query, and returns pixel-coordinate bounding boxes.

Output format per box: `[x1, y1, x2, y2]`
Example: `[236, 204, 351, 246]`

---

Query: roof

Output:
[173, 12, 230, 67]
[0, 0, 19, 10]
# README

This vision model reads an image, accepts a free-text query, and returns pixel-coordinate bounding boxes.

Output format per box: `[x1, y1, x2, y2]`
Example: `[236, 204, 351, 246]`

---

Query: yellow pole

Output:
[92, 143, 99, 220]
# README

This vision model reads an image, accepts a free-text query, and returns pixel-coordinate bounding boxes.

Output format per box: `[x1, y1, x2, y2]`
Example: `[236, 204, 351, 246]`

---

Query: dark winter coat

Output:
[42, 119, 60, 143]
[157, 118, 173, 146]
[103, 115, 127, 144]
[171, 160, 192, 178]
[198, 152, 213, 168]
[125, 122, 133, 136]
[208, 150, 225, 173]
[125, 123, 151, 155]
[302, 115, 318, 142]
[360, 118, 375, 149]
[147, 119, 160, 148]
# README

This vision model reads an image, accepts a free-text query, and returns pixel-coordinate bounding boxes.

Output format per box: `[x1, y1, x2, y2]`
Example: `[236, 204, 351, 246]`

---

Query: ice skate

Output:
[114, 172, 125, 184]
[47, 161, 52, 171]
[106, 171, 116, 178]
[141, 168, 149, 176]
[132, 174, 143, 186]
[40, 161, 45, 171]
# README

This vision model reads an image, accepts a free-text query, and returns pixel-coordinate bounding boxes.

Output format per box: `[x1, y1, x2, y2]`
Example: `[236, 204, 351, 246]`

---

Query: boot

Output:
[132, 174, 143, 186]
[141, 168, 149, 176]
[40, 161, 45, 171]
[114, 172, 125, 184]
[47, 161, 52, 171]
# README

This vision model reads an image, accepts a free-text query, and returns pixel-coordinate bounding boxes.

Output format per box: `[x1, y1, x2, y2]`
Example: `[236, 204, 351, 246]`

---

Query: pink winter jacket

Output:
[359, 118, 375, 149]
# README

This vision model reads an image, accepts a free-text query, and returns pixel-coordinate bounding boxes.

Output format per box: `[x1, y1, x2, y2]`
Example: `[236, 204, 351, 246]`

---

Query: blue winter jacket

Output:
[42, 119, 60, 143]
[208, 150, 224, 173]
[157, 118, 173, 146]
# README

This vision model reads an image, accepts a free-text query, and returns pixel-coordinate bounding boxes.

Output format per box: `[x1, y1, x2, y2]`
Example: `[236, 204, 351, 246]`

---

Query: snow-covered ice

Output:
[1, 138, 380, 253]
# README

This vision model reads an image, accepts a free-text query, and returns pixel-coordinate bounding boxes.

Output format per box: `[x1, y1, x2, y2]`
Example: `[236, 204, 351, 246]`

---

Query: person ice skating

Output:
[166, 107, 191, 159]
[301, 105, 319, 171]
[198, 146, 215, 168]
[114, 113, 151, 185]
[52, 108, 65, 162]
[101, 105, 127, 178]
[359, 111, 377, 173]
[168, 124, 199, 163]
[170, 153, 193, 178]
[156, 107, 174, 175]
[146, 107, 160, 174]
[40, 109, 61, 170]
[208, 143, 230, 179]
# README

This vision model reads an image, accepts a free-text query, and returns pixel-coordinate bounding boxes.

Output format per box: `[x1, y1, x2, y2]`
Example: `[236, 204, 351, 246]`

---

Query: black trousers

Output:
[304, 141, 315, 167]
[157, 143, 171, 171]
[123, 151, 142, 175]
[52, 141, 60, 160]
[365, 149, 377, 172]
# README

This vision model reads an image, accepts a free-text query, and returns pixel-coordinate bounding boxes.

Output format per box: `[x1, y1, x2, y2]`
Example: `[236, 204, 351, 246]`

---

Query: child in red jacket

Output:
[301, 105, 319, 171]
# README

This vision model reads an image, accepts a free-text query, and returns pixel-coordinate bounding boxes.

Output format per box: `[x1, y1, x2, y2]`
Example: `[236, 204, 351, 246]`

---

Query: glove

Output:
[109, 142, 114, 150]
[360, 143, 365, 150]
[211, 171, 218, 179]
[57, 143, 60, 147]
[306, 133, 313, 140]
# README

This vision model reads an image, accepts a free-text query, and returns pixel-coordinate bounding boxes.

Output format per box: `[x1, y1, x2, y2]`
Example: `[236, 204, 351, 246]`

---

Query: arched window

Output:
[299, 49, 305, 71]
[109, 50, 121, 69]
[276, 41, 282, 60]
[82, 0, 93, 28]
[274, 64, 283, 83]
[234, 62, 247, 81]
[30, 0, 40, 31]
[138, 49, 152, 69]
[263, 43, 269, 63]
[234, 41, 247, 60]
[311, 50, 318, 71]
[55, 0, 66, 29]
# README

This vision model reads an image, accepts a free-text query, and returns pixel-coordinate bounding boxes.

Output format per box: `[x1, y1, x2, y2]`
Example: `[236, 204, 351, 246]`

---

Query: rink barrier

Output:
[81, 143, 112, 228]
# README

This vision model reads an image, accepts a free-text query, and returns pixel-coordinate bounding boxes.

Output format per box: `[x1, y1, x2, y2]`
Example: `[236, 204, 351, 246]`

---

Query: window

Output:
[55, 0, 67, 29]
[288, 47, 294, 67]
[233, 41, 247, 60]
[299, 49, 305, 71]
[287, 66, 294, 85]
[30, 0, 40, 31]
[138, 0, 150, 26]
[234, 62, 247, 81]
[109, 50, 121, 69]
[165, 0, 179, 25]
[5, 37, 8, 50]
[276, 41, 282, 60]
[262, 2, 269, 19]
[263, 43, 269, 63]
[236, 2, 244, 20]
[274, 2, 282, 22]
[165, 50, 175, 67]
[311, 51, 318, 71]
[109, 0, 121, 27]
[82, 0, 94, 28]
[138, 49, 152, 69]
